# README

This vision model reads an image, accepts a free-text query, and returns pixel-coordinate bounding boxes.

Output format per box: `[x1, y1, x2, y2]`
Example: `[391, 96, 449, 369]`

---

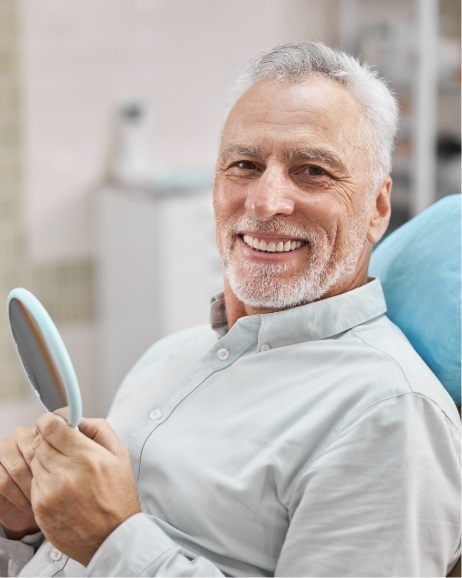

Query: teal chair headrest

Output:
[370, 194, 461, 406]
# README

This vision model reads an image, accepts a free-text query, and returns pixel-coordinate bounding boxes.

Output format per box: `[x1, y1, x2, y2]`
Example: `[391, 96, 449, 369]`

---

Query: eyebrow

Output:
[222, 143, 346, 173]
[282, 147, 346, 172]
[222, 144, 269, 159]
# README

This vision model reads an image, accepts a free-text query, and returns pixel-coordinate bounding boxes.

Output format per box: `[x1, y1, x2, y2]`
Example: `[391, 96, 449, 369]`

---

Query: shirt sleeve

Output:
[0, 526, 44, 577]
[275, 393, 461, 577]
[84, 514, 226, 577]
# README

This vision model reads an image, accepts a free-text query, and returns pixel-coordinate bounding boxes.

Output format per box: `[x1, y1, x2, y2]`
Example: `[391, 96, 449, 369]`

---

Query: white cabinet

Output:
[95, 186, 222, 413]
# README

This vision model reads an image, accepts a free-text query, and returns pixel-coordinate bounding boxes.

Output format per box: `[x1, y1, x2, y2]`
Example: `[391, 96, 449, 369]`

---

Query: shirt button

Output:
[260, 343, 271, 352]
[217, 348, 230, 360]
[149, 408, 163, 420]
[49, 548, 62, 561]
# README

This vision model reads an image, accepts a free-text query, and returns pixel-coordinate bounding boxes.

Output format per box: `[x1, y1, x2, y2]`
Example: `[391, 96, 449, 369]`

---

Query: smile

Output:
[242, 234, 305, 253]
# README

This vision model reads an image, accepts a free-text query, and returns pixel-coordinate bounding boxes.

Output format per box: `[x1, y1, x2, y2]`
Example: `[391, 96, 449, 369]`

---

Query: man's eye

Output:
[305, 165, 326, 176]
[235, 160, 258, 170]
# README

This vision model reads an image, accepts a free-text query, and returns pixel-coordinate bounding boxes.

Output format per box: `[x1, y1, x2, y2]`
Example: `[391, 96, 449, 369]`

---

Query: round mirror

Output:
[7, 288, 82, 427]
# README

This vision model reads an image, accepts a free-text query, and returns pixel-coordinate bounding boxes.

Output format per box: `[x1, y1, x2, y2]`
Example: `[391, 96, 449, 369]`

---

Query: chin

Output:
[226, 265, 327, 310]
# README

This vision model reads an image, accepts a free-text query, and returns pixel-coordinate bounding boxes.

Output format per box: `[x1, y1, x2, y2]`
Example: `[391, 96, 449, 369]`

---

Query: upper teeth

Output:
[242, 235, 303, 252]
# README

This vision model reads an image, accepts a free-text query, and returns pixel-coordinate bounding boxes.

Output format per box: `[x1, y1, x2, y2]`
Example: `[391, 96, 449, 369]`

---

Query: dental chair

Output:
[369, 193, 461, 577]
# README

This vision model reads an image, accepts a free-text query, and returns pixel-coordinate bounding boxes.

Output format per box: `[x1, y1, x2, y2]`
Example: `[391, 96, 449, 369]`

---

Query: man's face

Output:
[213, 76, 389, 310]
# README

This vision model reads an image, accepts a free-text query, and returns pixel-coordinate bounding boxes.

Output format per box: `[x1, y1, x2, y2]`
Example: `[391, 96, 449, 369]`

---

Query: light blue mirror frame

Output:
[7, 288, 82, 427]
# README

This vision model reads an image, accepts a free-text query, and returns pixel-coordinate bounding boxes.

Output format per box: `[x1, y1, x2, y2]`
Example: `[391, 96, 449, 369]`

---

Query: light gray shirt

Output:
[1, 279, 460, 576]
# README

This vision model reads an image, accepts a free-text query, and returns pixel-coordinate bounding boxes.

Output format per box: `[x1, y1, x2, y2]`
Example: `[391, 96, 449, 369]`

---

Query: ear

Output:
[367, 177, 392, 244]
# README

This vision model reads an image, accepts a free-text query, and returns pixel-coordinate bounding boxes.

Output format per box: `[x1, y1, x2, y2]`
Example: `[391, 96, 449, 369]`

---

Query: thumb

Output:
[53, 407, 70, 422]
[77, 417, 125, 457]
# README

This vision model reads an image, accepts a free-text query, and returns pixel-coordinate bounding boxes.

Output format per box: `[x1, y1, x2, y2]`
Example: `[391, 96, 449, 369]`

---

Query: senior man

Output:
[0, 42, 460, 577]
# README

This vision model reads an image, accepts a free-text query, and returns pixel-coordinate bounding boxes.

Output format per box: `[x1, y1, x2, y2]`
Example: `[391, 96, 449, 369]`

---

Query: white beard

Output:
[217, 216, 366, 309]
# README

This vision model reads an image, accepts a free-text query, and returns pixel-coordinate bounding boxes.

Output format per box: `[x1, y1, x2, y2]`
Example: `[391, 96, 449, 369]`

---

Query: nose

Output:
[244, 167, 295, 221]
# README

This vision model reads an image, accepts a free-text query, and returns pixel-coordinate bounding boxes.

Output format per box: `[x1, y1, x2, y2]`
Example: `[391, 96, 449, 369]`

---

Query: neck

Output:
[223, 281, 280, 329]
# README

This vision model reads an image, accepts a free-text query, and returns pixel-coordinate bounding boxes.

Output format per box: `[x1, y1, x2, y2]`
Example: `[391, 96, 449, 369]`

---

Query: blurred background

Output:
[0, 0, 460, 434]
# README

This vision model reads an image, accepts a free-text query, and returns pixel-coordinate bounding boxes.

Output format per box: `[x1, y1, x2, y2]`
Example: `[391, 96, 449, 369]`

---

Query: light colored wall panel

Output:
[19, 0, 338, 263]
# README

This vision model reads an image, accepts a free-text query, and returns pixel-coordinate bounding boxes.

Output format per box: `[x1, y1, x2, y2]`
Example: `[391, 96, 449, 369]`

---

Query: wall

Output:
[0, 0, 338, 432]
[0, 1, 92, 432]
[19, 0, 337, 263]
[0, 0, 28, 412]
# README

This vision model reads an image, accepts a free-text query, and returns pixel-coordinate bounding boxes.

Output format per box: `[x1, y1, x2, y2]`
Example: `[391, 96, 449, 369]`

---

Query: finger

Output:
[35, 413, 77, 456]
[29, 456, 48, 497]
[53, 407, 70, 422]
[74, 417, 126, 457]
[36, 413, 125, 461]
[5, 455, 34, 504]
[0, 462, 33, 515]
[0, 440, 34, 502]
[31, 436, 57, 474]
[16, 427, 38, 468]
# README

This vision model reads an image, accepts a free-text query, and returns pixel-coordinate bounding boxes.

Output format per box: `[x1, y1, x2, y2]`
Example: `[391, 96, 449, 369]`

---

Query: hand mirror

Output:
[7, 288, 82, 427]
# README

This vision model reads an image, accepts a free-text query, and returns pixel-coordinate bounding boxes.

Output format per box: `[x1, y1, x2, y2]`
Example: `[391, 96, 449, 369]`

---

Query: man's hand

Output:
[0, 426, 40, 539]
[30, 413, 141, 567]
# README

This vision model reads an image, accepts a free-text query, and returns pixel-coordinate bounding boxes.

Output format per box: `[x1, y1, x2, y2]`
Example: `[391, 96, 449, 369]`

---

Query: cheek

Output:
[296, 196, 340, 236]
[298, 182, 364, 234]
[213, 180, 244, 224]
[213, 186, 234, 252]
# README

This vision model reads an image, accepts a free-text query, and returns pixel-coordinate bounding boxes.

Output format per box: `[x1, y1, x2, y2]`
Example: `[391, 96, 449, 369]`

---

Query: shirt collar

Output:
[210, 278, 387, 346]
[210, 292, 229, 337]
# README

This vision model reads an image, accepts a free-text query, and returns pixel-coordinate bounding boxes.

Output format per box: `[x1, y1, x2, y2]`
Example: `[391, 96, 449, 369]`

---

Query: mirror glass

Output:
[7, 288, 82, 427]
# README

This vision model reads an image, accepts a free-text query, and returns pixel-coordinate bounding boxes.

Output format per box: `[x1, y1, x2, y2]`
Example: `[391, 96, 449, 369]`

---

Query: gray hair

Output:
[228, 42, 399, 192]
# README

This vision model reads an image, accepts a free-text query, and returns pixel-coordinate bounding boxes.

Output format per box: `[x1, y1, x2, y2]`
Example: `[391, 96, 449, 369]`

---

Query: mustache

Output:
[230, 216, 324, 243]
